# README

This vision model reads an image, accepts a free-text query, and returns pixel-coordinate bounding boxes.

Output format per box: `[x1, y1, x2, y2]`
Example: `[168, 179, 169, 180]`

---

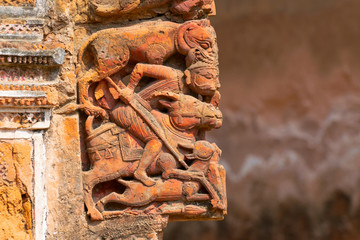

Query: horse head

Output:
[154, 91, 222, 131]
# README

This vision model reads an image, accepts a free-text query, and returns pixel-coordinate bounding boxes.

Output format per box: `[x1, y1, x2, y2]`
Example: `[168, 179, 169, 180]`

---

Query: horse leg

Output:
[157, 153, 177, 179]
[218, 164, 227, 213]
[207, 146, 226, 210]
[82, 171, 104, 221]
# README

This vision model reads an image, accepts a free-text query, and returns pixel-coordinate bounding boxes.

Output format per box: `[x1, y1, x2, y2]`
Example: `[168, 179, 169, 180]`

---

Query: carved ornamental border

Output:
[0, 0, 46, 18]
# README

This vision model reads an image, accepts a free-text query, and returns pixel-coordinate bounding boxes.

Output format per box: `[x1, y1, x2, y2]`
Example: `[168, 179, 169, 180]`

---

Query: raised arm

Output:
[127, 63, 179, 90]
[119, 63, 180, 103]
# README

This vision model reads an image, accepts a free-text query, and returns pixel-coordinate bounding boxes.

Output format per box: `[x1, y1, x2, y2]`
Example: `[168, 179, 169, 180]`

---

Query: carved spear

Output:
[104, 76, 190, 170]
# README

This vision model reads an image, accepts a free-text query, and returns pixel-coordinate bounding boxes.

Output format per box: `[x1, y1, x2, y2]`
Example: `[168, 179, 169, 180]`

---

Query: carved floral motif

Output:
[0, 112, 44, 124]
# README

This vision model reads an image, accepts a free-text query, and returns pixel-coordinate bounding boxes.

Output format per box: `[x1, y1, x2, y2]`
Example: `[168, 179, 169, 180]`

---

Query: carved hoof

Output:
[87, 208, 104, 221]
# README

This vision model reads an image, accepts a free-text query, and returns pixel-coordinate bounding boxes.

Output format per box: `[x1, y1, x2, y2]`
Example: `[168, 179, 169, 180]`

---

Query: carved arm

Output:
[120, 63, 180, 103]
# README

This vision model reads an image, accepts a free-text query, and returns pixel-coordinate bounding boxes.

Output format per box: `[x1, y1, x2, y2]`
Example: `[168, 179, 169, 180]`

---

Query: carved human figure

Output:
[76, 19, 218, 119]
[76, 17, 226, 222]
[91, 56, 221, 185]
[95, 140, 225, 210]
[83, 92, 223, 220]
[106, 62, 221, 107]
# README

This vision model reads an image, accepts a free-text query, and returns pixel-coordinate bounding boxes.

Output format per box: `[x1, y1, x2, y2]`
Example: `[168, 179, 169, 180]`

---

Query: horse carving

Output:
[83, 92, 224, 220]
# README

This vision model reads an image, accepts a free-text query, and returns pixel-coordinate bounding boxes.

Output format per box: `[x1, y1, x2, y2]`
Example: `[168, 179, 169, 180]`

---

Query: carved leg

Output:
[157, 153, 221, 208]
[78, 70, 108, 118]
[183, 182, 210, 201]
[218, 164, 227, 213]
[157, 153, 177, 177]
[134, 139, 162, 187]
[207, 146, 226, 211]
[96, 192, 126, 211]
[96, 179, 156, 208]
[82, 171, 104, 221]
[162, 168, 221, 209]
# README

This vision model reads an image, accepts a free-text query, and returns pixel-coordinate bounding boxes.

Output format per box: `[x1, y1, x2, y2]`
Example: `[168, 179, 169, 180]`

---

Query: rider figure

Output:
[94, 61, 220, 187]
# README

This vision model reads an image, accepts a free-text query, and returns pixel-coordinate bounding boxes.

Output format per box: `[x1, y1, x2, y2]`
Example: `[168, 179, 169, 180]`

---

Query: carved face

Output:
[198, 101, 222, 130]
[186, 67, 220, 97]
[158, 93, 222, 130]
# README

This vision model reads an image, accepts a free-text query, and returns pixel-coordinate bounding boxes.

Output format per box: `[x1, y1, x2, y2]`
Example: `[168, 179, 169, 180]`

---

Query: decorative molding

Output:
[0, 85, 56, 108]
[0, 0, 36, 7]
[0, 47, 65, 67]
[0, 108, 50, 129]
[0, 23, 43, 41]
[0, 0, 45, 18]
[0, 66, 48, 82]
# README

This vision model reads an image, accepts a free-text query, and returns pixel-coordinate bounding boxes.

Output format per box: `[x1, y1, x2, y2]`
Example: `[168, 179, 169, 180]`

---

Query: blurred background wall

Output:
[164, 0, 360, 239]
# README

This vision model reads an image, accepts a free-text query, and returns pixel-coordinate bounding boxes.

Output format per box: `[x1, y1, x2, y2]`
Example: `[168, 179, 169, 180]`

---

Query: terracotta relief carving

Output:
[77, 19, 218, 118]
[78, 17, 226, 222]
[89, 0, 215, 20]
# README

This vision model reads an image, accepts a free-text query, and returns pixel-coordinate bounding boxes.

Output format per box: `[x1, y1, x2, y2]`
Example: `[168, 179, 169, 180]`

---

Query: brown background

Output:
[165, 0, 360, 239]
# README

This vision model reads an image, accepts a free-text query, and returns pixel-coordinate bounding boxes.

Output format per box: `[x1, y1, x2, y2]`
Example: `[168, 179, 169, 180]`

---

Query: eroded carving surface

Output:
[0, 0, 36, 7]
[0, 141, 33, 240]
[89, 0, 215, 21]
[78, 19, 226, 222]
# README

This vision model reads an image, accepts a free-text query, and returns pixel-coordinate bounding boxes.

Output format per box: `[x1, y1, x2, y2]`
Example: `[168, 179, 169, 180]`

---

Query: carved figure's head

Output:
[184, 62, 220, 97]
[179, 140, 216, 161]
[176, 20, 216, 60]
[154, 91, 222, 130]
